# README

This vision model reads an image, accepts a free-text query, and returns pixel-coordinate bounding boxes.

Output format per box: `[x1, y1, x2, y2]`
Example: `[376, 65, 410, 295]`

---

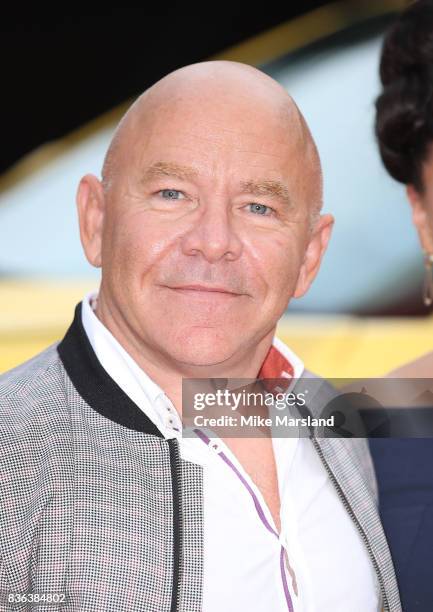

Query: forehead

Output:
[131, 117, 300, 183]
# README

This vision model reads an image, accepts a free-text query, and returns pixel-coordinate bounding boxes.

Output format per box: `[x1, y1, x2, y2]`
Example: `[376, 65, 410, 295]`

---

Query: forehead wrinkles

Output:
[137, 123, 302, 197]
[141, 123, 298, 169]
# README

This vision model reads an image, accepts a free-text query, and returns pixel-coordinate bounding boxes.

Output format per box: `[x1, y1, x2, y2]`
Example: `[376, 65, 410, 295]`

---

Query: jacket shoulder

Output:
[0, 342, 70, 448]
[0, 343, 61, 398]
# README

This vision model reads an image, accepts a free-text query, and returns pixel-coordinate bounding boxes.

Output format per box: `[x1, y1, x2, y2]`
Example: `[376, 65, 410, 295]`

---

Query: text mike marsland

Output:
[192, 414, 335, 428]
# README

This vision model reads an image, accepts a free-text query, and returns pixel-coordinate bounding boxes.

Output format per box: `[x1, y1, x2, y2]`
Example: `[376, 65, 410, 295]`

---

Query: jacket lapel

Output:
[311, 435, 401, 612]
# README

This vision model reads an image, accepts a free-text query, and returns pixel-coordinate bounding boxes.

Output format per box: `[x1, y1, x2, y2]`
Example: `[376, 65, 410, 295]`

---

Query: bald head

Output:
[101, 60, 322, 225]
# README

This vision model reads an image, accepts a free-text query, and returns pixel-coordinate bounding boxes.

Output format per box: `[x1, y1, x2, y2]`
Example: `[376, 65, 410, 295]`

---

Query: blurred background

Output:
[2, 0, 430, 377]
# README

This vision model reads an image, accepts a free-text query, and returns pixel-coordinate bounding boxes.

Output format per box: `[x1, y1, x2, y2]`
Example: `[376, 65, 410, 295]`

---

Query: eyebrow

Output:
[239, 179, 292, 208]
[141, 161, 199, 182]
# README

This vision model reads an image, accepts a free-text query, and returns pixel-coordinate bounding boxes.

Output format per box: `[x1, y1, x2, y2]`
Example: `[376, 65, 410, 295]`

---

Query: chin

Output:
[169, 327, 238, 367]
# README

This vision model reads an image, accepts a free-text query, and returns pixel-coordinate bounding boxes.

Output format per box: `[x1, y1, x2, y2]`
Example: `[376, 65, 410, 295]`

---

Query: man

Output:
[0, 61, 401, 611]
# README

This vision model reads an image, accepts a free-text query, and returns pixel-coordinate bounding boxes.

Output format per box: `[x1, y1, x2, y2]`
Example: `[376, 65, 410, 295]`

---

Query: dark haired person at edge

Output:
[371, 1, 433, 610]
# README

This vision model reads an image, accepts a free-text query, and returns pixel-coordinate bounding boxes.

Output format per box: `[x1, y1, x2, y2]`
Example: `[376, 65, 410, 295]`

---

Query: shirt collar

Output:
[81, 289, 166, 405]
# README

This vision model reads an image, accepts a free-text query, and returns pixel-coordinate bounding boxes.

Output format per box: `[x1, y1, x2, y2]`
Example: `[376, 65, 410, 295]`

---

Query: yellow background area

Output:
[1, 280, 432, 378]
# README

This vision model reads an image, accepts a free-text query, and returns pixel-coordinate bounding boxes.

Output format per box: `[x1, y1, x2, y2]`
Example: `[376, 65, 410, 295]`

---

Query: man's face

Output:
[89, 94, 323, 366]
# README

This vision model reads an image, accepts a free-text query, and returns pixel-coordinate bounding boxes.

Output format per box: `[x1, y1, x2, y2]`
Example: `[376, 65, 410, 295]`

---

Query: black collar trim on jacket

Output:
[57, 301, 164, 437]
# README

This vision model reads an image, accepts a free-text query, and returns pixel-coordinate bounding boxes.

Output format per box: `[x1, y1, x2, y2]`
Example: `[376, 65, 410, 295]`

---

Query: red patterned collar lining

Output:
[258, 344, 294, 395]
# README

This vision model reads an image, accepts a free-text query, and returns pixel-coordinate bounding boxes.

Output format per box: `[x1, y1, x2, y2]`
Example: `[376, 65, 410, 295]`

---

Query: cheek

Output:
[250, 233, 304, 297]
[102, 211, 171, 279]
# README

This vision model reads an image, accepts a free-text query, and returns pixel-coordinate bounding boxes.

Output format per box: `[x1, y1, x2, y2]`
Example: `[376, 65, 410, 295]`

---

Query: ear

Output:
[76, 173, 106, 268]
[406, 184, 433, 253]
[293, 213, 334, 299]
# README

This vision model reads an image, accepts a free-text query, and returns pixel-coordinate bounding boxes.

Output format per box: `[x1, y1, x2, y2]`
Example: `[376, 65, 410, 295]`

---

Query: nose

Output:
[180, 196, 243, 263]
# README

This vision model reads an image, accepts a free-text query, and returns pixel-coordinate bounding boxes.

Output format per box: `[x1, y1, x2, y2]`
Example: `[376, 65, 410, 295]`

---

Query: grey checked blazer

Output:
[0, 303, 402, 611]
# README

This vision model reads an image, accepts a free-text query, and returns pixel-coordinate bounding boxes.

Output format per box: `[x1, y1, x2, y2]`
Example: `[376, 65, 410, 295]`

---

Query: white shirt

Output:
[81, 290, 380, 611]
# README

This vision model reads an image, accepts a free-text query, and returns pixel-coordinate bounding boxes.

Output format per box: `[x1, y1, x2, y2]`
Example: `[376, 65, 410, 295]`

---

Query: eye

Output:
[247, 203, 274, 216]
[159, 189, 185, 200]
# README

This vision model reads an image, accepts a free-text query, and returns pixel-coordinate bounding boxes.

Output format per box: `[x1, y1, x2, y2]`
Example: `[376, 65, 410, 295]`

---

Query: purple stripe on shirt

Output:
[193, 428, 294, 612]
[280, 546, 294, 612]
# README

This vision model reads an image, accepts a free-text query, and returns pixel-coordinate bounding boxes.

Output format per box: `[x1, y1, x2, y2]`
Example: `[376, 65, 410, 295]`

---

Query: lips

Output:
[170, 284, 239, 295]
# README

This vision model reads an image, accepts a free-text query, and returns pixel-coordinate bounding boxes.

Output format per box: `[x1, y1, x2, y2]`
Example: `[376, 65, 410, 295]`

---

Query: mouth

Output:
[165, 284, 242, 297]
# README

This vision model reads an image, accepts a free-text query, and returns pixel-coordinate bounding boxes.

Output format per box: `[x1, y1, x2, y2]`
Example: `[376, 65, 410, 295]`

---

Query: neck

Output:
[94, 293, 276, 416]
